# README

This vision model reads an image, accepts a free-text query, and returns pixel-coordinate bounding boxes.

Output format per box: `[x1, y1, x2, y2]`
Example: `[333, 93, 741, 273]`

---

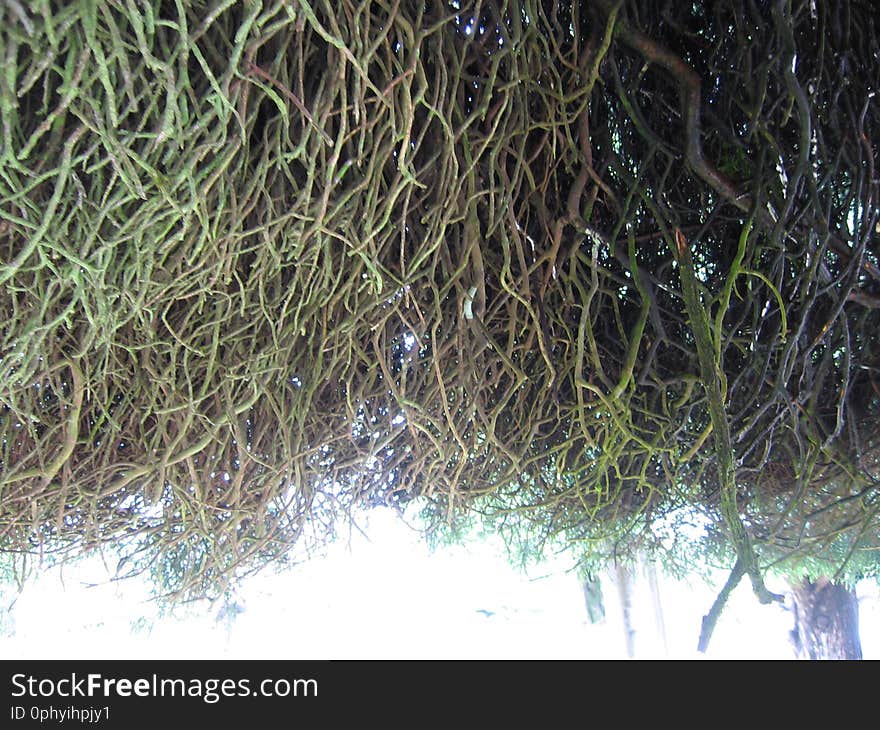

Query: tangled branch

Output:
[0, 1, 877, 606]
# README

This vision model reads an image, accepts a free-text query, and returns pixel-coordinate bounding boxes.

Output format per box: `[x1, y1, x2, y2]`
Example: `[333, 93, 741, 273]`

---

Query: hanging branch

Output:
[672, 226, 784, 650]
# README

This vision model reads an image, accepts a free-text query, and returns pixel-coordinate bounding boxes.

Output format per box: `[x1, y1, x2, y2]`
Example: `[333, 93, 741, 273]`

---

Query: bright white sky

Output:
[1, 507, 877, 660]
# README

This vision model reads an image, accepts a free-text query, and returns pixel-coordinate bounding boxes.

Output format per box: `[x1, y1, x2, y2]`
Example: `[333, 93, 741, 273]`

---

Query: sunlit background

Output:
[1, 507, 876, 660]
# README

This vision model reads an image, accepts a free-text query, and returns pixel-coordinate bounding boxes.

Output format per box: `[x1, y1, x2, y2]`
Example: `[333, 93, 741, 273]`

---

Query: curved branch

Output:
[597, 1, 750, 211]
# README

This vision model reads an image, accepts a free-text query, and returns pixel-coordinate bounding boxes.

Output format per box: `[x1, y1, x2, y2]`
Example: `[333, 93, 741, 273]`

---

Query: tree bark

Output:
[790, 577, 862, 660]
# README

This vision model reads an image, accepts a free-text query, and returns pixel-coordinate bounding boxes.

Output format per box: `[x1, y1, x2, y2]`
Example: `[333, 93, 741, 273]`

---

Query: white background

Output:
[2, 507, 877, 659]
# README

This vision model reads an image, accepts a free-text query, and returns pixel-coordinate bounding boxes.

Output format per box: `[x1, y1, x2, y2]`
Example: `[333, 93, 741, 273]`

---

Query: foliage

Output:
[1, 0, 878, 609]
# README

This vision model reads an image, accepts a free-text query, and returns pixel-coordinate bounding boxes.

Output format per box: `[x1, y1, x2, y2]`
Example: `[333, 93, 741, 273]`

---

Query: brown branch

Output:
[243, 59, 333, 146]
[596, 0, 750, 211]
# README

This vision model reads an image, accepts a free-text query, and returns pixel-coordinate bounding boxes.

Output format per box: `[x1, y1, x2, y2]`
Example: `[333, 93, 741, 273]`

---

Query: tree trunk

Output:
[790, 577, 862, 660]
[613, 559, 636, 658]
[642, 557, 668, 656]
[580, 573, 606, 625]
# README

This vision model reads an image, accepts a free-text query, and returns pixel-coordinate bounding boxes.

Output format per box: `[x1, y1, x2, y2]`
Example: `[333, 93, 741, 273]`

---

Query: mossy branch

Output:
[672, 227, 783, 652]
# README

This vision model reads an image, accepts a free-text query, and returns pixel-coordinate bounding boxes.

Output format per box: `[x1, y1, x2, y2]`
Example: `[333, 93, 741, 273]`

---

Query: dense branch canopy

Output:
[1, 0, 878, 599]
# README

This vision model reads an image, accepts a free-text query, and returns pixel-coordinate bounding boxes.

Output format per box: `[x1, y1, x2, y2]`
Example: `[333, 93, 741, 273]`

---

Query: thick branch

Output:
[673, 228, 783, 633]
[597, 1, 749, 211]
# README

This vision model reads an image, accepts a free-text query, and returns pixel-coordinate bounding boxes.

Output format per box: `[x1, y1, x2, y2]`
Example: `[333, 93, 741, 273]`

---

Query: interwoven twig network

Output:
[1, 0, 878, 601]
